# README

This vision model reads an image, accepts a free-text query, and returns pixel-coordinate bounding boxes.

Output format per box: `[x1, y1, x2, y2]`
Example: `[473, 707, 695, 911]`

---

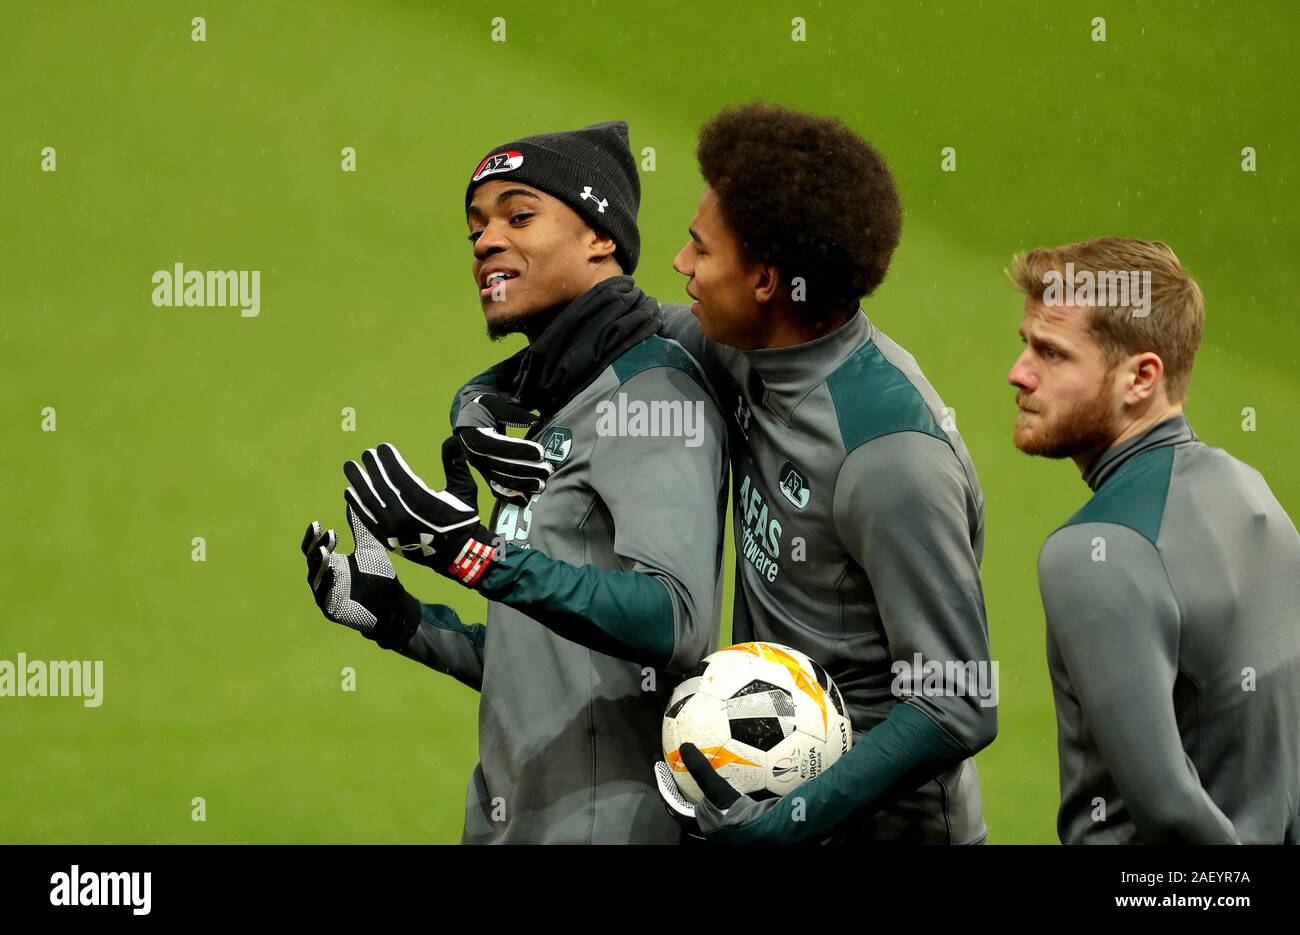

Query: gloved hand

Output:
[655, 743, 780, 843]
[300, 504, 419, 642]
[653, 758, 707, 839]
[454, 393, 552, 507]
[343, 439, 499, 588]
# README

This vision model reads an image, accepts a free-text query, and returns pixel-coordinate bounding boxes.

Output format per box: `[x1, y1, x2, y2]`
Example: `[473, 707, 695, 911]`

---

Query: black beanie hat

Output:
[464, 120, 641, 274]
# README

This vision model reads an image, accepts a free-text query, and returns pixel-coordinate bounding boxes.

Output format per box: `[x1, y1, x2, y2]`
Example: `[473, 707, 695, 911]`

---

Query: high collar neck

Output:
[506, 275, 658, 418]
[743, 308, 872, 422]
[1083, 413, 1195, 491]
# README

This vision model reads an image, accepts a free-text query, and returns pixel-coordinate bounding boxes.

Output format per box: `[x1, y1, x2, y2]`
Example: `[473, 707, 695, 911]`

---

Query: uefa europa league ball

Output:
[662, 641, 853, 803]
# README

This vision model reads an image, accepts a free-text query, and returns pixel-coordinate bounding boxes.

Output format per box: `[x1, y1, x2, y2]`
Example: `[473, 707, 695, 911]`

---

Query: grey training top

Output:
[404, 332, 728, 843]
[660, 305, 996, 843]
[1039, 414, 1300, 844]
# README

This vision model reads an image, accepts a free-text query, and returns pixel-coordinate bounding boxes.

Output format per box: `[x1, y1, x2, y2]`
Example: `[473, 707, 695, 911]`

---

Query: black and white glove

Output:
[654, 758, 707, 839]
[655, 743, 743, 825]
[656, 743, 785, 842]
[343, 439, 499, 588]
[455, 393, 552, 507]
[300, 504, 420, 645]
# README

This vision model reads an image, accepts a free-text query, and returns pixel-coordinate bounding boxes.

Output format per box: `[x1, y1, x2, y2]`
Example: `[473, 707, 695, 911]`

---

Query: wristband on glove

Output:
[343, 440, 500, 589]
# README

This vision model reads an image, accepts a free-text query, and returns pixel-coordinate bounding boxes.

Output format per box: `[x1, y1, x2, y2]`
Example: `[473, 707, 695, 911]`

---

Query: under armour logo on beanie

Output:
[464, 120, 642, 274]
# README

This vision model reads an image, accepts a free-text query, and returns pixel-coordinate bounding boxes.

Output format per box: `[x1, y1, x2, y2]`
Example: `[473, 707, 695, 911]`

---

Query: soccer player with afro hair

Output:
[655, 102, 998, 844]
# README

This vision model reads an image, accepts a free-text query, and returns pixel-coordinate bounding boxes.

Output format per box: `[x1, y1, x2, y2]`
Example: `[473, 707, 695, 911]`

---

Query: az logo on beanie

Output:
[472, 150, 524, 182]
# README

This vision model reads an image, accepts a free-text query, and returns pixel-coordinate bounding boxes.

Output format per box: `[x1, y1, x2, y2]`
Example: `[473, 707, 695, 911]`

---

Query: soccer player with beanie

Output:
[301, 121, 728, 844]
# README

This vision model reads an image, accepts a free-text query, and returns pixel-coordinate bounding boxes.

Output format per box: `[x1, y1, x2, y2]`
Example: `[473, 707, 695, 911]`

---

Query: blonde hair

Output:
[1008, 237, 1205, 401]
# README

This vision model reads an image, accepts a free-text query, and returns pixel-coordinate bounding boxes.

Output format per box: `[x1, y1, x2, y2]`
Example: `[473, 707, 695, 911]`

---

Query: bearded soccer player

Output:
[1007, 237, 1300, 844]
[300, 121, 728, 843]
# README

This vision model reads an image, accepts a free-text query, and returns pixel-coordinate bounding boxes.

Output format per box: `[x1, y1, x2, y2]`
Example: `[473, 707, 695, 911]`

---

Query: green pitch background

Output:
[2, 0, 1296, 843]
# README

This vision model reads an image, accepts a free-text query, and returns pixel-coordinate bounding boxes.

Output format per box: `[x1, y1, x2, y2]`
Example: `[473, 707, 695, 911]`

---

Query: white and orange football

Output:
[662, 641, 853, 804]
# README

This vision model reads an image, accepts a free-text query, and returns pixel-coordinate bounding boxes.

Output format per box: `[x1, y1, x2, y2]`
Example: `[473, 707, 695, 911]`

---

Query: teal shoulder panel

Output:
[1063, 445, 1176, 545]
[612, 335, 708, 392]
[826, 340, 948, 453]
